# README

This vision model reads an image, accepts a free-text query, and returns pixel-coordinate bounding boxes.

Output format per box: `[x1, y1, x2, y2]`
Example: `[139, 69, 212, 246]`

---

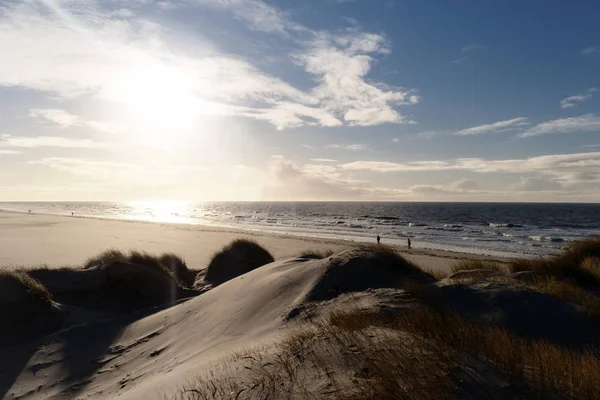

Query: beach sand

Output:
[2, 210, 598, 399]
[0, 210, 506, 273]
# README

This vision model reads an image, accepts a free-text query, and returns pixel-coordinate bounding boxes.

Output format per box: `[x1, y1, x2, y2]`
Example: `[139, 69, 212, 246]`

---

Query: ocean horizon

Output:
[2, 201, 599, 257]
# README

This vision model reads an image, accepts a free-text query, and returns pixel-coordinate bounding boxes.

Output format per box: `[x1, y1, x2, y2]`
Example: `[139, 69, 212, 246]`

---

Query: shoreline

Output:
[0, 210, 516, 273]
[0, 207, 529, 261]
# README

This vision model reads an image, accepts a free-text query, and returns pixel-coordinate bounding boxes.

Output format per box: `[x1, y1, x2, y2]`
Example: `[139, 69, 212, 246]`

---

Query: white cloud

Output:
[0, 0, 415, 130]
[293, 30, 418, 126]
[581, 46, 600, 56]
[392, 138, 400, 143]
[339, 151, 600, 183]
[0, 149, 23, 155]
[0, 134, 108, 149]
[451, 179, 480, 191]
[328, 143, 369, 151]
[511, 177, 562, 191]
[261, 156, 410, 200]
[29, 109, 80, 127]
[461, 44, 488, 52]
[27, 157, 207, 186]
[311, 158, 338, 162]
[29, 109, 123, 133]
[236, 102, 341, 130]
[519, 114, 600, 137]
[560, 88, 597, 109]
[454, 117, 529, 136]
[192, 0, 298, 34]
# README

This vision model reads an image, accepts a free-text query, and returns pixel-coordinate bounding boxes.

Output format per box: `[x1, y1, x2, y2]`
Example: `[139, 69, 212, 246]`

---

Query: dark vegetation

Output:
[297, 248, 336, 259]
[85, 249, 195, 287]
[507, 238, 600, 318]
[0, 270, 59, 344]
[450, 259, 505, 274]
[205, 238, 274, 286]
[179, 239, 600, 400]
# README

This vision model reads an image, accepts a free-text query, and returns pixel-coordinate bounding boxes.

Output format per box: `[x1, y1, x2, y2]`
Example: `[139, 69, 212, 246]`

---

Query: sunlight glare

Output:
[118, 61, 199, 146]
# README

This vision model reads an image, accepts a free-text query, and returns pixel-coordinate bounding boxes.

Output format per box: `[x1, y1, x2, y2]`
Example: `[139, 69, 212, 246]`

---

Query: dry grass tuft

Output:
[179, 302, 600, 399]
[297, 248, 336, 259]
[581, 257, 600, 281]
[450, 259, 505, 274]
[0, 269, 52, 306]
[351, 244, 434, 283]
[508, 238, 600, 317]
[0, 270, 58, 344]
[509, 239, 600, 290]
[205, 239, 274, 286]
[85, 249, 194, 287]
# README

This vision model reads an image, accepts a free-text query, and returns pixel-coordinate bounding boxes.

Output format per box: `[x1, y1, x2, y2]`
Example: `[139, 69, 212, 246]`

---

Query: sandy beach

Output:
[0, 210, 507, 274]
[1, 209, 600, 399]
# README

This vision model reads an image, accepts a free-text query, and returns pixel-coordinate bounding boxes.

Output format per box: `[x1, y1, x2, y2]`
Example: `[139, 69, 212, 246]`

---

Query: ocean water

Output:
[1, 201, 599, 257]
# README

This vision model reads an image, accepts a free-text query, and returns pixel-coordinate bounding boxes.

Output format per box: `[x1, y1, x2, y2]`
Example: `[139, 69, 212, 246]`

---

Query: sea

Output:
[1, 201, 599, 258]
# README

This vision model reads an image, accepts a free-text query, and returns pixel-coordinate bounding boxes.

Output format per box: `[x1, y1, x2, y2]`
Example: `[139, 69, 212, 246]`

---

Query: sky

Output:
[1, 0, 599, 202]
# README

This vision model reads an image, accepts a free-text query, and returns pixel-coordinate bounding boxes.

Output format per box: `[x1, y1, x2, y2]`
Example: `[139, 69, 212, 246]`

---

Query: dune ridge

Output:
[1, 239, 600, 399]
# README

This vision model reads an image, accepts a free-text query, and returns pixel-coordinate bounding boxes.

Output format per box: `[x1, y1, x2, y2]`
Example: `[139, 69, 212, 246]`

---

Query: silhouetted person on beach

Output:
[377, 235, 381, 244]
[407, 237, 411, 249]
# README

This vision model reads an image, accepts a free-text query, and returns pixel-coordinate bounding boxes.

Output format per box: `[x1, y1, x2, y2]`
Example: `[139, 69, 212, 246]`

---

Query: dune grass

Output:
[508, 238, 600, 317]
[297, 248, 336, 259]
[85, 249, 194, 287]
[351, 244, 434, 283]
[205, 238, 274, 286]
[178, 304, 600, 399]
[0, 269, 52, 306]
[450, 259, 505, 274]
[509, 238, 600, 290]
[0, 270, 58, 344]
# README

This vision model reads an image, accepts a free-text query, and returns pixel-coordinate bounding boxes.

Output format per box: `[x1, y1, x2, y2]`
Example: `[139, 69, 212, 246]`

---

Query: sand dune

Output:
[1, 247, 430, 399]
[2, 213, 599, 399]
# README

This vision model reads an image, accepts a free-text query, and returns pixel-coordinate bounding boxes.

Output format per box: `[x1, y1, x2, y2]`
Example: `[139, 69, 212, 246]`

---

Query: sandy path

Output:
[0, 211, 506, 273]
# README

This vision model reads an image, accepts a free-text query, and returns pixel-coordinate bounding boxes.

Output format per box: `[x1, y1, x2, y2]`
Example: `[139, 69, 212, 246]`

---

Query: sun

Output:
[117, 61, 200, 145]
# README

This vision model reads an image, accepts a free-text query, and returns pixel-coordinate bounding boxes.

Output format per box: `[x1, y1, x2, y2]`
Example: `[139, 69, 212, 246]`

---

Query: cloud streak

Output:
[29, 109, 123, 133]
[328, 143, 369, 151]
[0, 134, 108, 149]
[560, 88, 597, 109]
[340, 151, 600, 183]
[454, 117, 528, 136]
[519, 114, 600, 137]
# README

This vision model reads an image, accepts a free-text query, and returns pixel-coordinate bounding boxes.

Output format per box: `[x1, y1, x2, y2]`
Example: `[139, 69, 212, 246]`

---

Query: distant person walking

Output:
[377, 235, 381, 244]
[407, 237, 411, 249]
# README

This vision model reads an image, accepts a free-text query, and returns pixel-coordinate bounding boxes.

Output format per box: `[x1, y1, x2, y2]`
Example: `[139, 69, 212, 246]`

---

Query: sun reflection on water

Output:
[125, 200, 197, 224]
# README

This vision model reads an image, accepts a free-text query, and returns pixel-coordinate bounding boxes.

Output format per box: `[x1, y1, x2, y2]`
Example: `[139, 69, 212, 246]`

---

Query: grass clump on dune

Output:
[352, 244, 434, 283]
[508, 238, 600, 317]
[179, 304, 600, 400]
[205, 239, 274, 286]
[450, 259, 505, 274]
[85, 249, 194, 287]
[0, 270, 58, 344]
[297, 248, 336, 259]
[0, 270, 52, 306]
[509, 238, 600, 290]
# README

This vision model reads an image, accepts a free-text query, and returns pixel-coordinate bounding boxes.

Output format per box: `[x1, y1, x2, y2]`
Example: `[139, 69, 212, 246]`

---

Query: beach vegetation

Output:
[178, 303, 600, 399]
[85, 249, 194, 287]
[508, 238, 600, 317]
[205, 238, 275, 286]
[450, 259, 505, 274]
[297, 248, 336, 259]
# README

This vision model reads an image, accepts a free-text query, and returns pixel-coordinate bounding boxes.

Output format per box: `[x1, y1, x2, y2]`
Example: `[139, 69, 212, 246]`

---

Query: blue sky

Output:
[1, 0, 599, 201]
